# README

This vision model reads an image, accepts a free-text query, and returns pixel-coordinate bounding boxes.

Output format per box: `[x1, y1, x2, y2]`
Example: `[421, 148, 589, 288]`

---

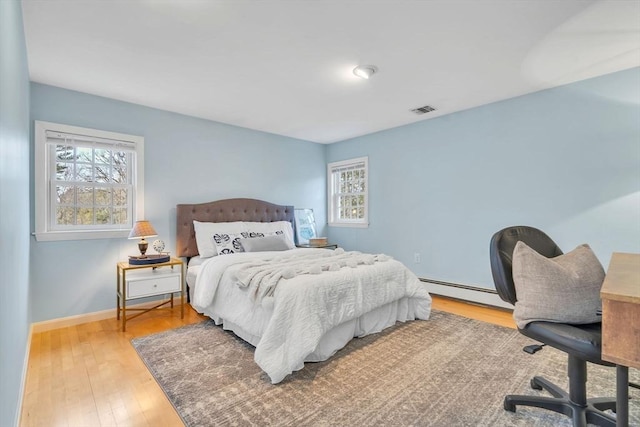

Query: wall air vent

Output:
[411, 105, 436, 115]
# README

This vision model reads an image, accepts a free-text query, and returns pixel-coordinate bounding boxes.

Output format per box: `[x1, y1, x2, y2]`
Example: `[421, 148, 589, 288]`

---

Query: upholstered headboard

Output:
[176, 198, 295, 258]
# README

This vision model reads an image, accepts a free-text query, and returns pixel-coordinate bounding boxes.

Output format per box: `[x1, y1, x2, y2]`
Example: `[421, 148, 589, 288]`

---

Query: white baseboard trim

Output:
[16, 324, 33, 427]
[31, 298, 184, 333]
[420, 279, 513, 310]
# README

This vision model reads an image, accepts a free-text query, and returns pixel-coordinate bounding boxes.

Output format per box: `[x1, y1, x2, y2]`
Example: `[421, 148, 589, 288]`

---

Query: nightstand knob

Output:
[153, 284, 157, 288]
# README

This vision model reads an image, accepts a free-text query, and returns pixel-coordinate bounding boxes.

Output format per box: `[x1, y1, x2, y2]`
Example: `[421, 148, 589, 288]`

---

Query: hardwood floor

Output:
[20, 295, 515, 427]
[431, 294, 515, 329]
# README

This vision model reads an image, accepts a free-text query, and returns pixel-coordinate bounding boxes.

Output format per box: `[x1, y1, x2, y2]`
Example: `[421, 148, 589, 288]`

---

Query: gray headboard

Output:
[176, 198, 295, 258]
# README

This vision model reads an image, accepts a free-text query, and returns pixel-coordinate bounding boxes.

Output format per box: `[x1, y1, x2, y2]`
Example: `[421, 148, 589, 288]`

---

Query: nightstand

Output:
[296, 243, 338, 249]
[116, 257, 184, 331]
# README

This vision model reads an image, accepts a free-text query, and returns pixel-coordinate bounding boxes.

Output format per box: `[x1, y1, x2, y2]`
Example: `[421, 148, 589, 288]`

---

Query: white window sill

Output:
[328, 222, 369, 228]
[34, 229, 131, 242]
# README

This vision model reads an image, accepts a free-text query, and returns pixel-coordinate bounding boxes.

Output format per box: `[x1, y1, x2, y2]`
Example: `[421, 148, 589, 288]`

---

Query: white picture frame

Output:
[294, 208, 317, 244]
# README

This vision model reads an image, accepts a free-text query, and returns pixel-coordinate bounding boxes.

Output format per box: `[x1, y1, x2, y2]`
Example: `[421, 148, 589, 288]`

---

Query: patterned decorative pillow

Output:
[193, 220, 247, 258]
[213, 232, 247, 255]
[512, 241, 604, 329]
[245, 231, 266, 238]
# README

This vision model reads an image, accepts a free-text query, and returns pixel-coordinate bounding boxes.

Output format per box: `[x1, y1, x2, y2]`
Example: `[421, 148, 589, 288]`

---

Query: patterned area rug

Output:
[132, 310, 639, 426]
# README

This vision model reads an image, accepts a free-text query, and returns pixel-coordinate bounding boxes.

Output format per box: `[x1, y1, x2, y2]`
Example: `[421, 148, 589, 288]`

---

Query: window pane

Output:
[113, 208, 128, 224]
[94, 165, 111, 183]
[56, 186, 75, 204]
[96, 208, 110, 224]
[76, 208, 94, 224]
[113, 152, 128, 183]
[56, 145, 75, 161]
[56, 207, 74, 225]
[56, 162, 74, 181]
[113, 188, 128, 206]
[77, 187, 94, 205]
[76, 164, 94, 182]
[95, 188, 111, 205]
[76, 147, 92, 163]
[358, 207, 364, 218]
[95, 149, 111, 164]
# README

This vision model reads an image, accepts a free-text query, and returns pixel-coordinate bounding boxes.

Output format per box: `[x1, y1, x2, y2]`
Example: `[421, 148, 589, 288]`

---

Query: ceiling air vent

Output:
[411, 105, 436, 115]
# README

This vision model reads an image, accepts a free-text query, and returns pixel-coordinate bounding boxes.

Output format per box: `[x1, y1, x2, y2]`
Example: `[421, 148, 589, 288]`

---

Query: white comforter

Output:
[192, 248, 432, 383]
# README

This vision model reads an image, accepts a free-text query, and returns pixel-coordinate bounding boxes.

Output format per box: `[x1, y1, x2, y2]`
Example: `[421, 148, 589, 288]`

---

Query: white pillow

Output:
[244, 221, 296, 248]
[193, 220, 247, 258]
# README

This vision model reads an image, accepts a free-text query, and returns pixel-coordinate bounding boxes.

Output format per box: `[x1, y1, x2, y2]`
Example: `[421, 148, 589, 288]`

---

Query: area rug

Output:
[132, 310, 639, 426]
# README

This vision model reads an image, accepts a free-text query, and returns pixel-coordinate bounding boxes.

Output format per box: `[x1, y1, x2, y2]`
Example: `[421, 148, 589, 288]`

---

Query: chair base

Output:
[504, 375, 617, 427]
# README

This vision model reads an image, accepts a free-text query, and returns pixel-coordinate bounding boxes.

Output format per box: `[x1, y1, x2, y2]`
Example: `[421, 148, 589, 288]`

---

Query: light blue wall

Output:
[24, 57, 640, 317]
[30, 83, 326, 322]
[0, 0, 31, 425]
[326, 68, 640, 290]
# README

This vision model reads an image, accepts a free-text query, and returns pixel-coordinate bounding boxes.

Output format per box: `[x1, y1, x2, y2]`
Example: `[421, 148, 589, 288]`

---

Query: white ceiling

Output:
[21, 0, 640, 144]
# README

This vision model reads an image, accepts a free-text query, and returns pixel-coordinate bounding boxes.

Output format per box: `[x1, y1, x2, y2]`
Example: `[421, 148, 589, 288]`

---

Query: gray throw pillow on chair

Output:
[512, 241, 604, 329]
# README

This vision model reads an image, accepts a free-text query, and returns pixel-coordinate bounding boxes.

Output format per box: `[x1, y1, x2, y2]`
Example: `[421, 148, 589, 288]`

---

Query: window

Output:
[327, 156, 368, 227]
[34, 121, 144, 241]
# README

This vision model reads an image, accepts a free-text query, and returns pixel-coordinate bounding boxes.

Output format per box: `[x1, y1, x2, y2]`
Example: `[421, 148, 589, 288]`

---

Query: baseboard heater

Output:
[419, 278, 513, 310]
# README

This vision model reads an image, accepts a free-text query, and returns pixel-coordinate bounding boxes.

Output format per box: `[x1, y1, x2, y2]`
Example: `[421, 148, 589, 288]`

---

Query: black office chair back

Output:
[489, 226, 563, 305]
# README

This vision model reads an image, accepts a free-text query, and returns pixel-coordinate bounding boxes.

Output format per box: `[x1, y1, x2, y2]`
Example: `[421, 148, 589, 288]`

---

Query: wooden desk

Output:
[601, 252, 640, 427]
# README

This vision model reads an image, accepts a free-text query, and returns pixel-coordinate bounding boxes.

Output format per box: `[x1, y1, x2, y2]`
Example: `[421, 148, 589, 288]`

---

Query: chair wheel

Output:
[530, 378, 542, 390]
[504, 399, 516, 412]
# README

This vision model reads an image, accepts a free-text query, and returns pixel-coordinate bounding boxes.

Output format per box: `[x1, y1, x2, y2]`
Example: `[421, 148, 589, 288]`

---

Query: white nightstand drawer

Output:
[125, 270, 181, 299]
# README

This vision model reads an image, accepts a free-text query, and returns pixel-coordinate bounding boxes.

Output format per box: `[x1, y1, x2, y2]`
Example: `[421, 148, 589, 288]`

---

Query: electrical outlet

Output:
[414, 252, 421, 263]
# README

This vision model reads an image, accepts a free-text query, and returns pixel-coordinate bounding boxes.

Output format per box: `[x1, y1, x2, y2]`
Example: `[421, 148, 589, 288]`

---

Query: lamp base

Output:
[138, 239, 149, 257]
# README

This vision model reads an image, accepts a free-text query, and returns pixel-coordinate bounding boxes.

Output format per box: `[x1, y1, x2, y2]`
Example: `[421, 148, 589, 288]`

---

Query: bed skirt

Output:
[198, 296, 430, 366]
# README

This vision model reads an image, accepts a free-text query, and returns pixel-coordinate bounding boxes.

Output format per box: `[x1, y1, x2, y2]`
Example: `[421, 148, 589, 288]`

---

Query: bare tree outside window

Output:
[55, 145, 131, 226]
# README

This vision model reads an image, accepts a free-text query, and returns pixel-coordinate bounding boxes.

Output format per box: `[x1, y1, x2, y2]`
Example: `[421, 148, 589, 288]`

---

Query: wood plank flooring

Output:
[20, 295, 515, 427]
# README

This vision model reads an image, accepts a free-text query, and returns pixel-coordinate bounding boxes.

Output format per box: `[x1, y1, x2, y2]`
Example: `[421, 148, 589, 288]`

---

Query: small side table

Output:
[296, 243, 338, 250]
[116, 257, 185, 332]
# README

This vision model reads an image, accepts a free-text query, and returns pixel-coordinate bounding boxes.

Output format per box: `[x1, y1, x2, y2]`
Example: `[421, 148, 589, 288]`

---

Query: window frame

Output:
[327, 156, 369, 228]
[34, 121, 144, 241]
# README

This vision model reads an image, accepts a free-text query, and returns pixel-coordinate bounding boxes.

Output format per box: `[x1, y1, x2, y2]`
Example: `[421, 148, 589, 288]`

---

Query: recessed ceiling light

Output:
[353, 65, 378, 79]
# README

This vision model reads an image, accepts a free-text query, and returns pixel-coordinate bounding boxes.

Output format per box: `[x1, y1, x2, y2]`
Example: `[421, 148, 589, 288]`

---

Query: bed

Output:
[176, 198, 432, 383]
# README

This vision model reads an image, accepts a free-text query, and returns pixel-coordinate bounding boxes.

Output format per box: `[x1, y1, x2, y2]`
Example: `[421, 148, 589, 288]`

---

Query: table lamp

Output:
[128, 220, 158, 258]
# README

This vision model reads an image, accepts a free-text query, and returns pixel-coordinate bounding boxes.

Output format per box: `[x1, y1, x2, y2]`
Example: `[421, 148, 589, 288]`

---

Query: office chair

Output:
[489, 226, 617, 427]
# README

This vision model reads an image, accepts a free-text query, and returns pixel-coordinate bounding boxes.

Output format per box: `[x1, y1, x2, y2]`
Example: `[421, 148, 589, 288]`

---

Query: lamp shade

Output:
[128, 220, 158, 239]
